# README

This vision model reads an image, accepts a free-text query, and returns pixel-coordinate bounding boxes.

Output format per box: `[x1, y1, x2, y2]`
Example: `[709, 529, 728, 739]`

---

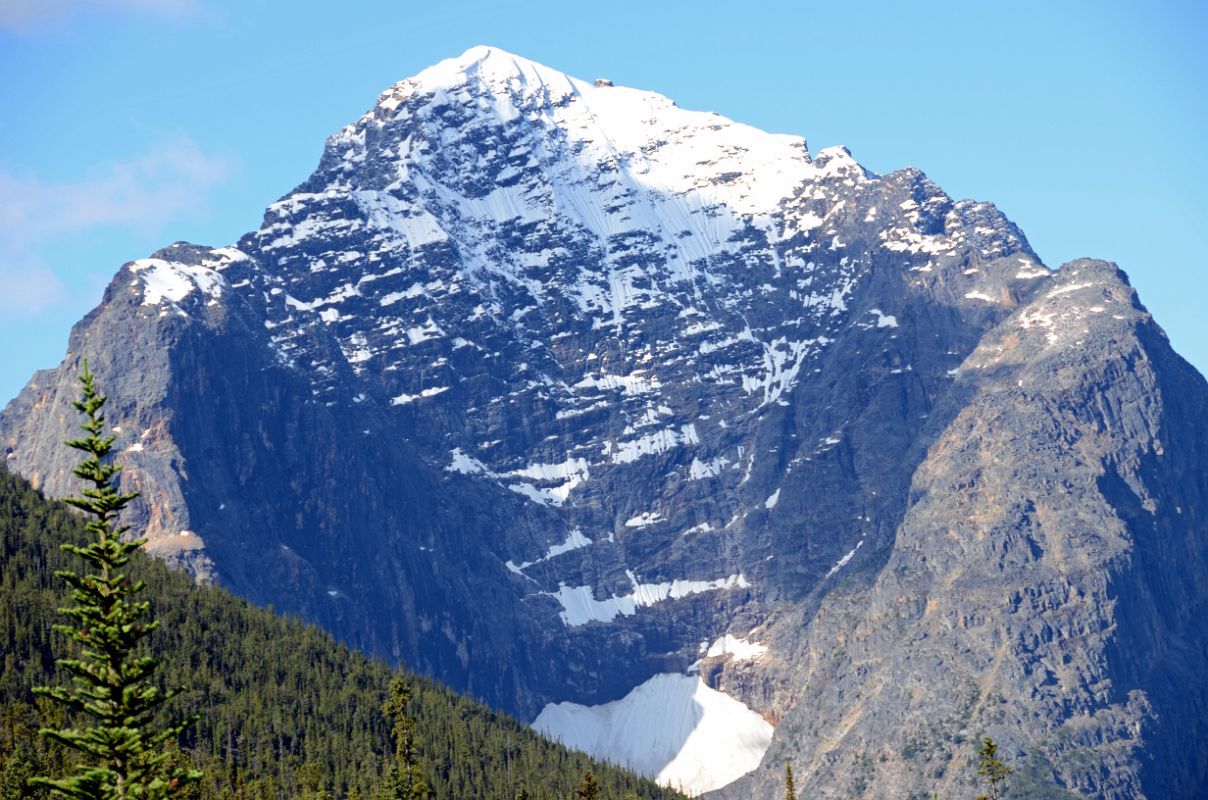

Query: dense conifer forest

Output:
[0, 467, 685, 800]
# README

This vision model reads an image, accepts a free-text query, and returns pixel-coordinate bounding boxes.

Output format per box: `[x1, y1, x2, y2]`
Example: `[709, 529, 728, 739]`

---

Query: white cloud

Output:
[0, 0, 200, 33]
[0, 137, 232, 240]
[0, 135, 232, 315]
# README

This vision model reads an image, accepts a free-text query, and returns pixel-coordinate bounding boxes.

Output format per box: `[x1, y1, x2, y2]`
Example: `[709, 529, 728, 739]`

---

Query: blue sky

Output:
[1, 0, 1205, 403]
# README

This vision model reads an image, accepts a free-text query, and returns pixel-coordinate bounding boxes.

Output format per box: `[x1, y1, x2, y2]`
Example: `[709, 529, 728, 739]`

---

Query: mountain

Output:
[4, 46, 1207, 797]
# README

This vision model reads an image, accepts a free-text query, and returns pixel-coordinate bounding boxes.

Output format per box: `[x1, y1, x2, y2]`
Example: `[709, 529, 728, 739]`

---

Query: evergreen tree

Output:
[32, 362, 199, 800]
[784, 759, 796, 800]
[382, 678, 428, 800]
[1, 757, 32, 800]
[575, 771, 599, 800]
[974, 737, 1010, 800]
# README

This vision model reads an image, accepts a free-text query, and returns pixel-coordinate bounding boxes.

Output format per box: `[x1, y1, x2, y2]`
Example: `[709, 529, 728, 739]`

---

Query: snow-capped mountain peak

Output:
[204, 49, 1050, 596]
[386, 44, 579, 104]
[362, 45, 815, 223]
[15, 47, 1200, 800]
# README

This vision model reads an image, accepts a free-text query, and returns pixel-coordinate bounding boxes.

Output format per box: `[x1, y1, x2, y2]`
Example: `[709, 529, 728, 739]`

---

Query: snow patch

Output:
[869, 308, 898, 328]
[625, 512, 664, 528]
[532, 672, 773, 795]
[390, 386, 448, 405]
[447, 447, 489, 475]
[881, 230, 951, 255]
[826, 539, 864, 578]
[543, 528, 592, 559]
[508, 528, 593, 574]
[446, 450, 589, 507]
[406, 319, 444, 345]
[545, 572, 749, 626]
[130, 258, 225, 306]
[705, 634, 769, 662]
[506, 458, 591, 506]
[688, 456, 730, 480]
[573, 371, 661, 396]
[1047, 282, 1093, 298]
[606, 424, 699, 464]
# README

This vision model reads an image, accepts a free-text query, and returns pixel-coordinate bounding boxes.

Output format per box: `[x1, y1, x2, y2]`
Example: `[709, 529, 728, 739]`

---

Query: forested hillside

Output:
[0, 466, 684, 800]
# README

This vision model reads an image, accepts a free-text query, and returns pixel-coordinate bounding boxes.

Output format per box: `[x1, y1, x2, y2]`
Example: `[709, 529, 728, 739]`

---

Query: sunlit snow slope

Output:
[534, 673, 773, 795]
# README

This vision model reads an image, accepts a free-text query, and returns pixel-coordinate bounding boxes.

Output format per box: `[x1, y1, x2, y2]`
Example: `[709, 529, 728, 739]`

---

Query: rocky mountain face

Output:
[4, 47, 1206, 798]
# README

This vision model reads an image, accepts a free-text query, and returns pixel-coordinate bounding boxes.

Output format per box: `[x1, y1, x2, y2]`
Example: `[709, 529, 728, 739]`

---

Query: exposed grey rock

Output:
[722, 260, 1208, 799]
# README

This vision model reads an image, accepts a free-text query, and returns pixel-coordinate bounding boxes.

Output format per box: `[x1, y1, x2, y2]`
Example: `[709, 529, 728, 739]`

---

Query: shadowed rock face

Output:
[721, 260, 1208, 799]
[3, 47, 1206, 798]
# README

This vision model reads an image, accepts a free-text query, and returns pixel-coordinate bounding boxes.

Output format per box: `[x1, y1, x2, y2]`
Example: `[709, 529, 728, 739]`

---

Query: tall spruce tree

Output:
[974, 737, 1010, 800]
[784, 760, 796, 800]
[32, 362, 199, 800]
[381, 677, 428, 800]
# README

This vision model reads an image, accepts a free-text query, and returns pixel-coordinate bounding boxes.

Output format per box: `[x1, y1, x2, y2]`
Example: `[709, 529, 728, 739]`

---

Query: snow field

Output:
[532, 672, 773, 795]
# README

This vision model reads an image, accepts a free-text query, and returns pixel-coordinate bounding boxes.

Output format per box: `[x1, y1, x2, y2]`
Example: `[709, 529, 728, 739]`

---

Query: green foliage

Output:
[574, 771, 598, 800]
[975, 737, 1010, 800]
[0, 458, 684, 800]
[33, 363, 198, 800]
[381, 678, 428, 800]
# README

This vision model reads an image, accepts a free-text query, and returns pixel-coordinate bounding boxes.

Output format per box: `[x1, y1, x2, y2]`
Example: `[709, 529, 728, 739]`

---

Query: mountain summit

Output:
[4, 48, 1207, 798]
